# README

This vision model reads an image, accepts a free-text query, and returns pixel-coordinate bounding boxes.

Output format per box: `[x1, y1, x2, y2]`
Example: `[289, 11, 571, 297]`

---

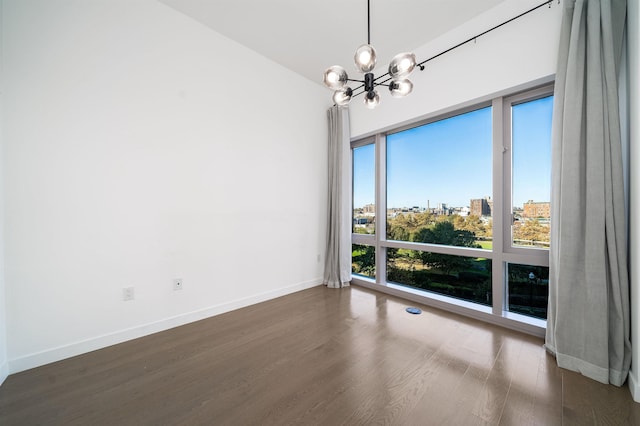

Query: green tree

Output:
[413, 221, 480, 274]
[451, 214, 466, 230]
[386, 211, 435, 239]
[386, 221, 409, 261]
[387, 221, 410, 241]
[462, 215, 486, 236]
[513, 219, 550, 244]
[352, 244, 375, 277]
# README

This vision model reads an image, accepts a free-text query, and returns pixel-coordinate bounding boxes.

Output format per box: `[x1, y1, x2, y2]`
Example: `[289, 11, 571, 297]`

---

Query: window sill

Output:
[351, 276, 546, 338]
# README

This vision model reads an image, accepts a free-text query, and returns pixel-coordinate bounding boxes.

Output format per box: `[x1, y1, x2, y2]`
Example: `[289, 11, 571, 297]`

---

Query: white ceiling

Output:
[159, 0, 506, 85]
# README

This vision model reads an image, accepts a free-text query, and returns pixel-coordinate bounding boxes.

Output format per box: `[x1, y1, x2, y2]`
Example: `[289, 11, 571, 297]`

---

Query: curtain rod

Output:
[414, 0, 556, 72]
[352, 0, 557, 97]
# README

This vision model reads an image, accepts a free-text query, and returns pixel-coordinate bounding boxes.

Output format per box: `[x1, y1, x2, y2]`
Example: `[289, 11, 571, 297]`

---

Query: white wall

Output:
[0, 0, 8, 387]
[628, 0, 640, 402]
[2, 0, 330, 373]
[350, 0, 562, 138]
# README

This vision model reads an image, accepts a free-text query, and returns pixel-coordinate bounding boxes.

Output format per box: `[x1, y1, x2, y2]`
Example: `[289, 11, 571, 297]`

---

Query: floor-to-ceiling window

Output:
[351, 85, 553, 327]
[504, 91, 553, 320]
[385, 105, 493, 308]
[352, 141, 376, 278]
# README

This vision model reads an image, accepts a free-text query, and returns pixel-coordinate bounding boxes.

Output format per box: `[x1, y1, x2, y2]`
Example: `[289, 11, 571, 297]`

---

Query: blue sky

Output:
[512, 96, 553, 208]
[353, 96, 553, 209]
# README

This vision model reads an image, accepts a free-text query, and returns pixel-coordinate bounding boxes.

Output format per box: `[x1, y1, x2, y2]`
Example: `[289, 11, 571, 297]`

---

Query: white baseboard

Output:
[8, 278, 323, 375]
[629, 369, 640, 402]
[0, 360, 8, 387]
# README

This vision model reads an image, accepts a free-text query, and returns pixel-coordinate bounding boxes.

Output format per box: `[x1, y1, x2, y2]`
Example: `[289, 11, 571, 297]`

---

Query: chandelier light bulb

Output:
[333, 87, 353, 106]
[354, 44, 377, 73]
[389, 52, 417, 79]
[323, 65, 348, 90]
[389, 79, 413, 98]
[363, 90, 380, 109]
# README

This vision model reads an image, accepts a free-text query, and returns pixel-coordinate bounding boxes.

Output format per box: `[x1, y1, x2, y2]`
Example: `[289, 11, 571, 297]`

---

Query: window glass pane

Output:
[353, 144, 375, 234]
[352, 244, 375, 278]
[512, 96, 553, 248]
[387, 249, 491, 307]
[507, 263, 549, 320]
[386, 107, 493, 250]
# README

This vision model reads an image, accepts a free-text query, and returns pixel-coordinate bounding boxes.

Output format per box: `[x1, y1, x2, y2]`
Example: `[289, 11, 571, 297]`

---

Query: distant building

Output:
[523, 200, 550, 218]
[453, 206, 470, 217]
[435, 203, 449, 216]
[470, 197, 492, 217]
[362, 203, 375, 214]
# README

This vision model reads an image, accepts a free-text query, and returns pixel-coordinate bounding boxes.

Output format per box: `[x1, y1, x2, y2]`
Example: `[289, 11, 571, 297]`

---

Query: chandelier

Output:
[322, 0, 417, 109]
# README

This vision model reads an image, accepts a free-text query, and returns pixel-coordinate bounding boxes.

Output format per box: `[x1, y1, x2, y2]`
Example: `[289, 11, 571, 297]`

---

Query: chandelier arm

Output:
[351, 89, 366, 98]
[374, 77, 393, 86]
[372, 73, 390, 83]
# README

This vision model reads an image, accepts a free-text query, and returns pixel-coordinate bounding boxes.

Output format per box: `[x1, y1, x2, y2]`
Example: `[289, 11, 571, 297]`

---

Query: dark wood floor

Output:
[1, 285, 639, 425]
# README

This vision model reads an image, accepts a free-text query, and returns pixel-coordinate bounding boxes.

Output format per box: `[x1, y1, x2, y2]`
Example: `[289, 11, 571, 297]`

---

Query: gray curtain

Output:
[545, 0, 631, 386]
[323, 106, 351, 288]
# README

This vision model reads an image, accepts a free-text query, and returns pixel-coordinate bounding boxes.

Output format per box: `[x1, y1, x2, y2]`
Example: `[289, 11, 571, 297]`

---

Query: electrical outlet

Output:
[123, 286, 134, 301]
[173, 278, 183, 291]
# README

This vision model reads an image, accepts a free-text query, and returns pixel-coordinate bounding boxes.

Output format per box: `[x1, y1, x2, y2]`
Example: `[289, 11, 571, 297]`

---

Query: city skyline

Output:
[353, 96, 554, 210]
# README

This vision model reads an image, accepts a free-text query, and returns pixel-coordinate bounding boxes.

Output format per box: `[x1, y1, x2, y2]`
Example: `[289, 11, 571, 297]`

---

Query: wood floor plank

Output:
[497, 338, 543, 425]
[562, 368, 640, 426]
[1, 285, 639, 425]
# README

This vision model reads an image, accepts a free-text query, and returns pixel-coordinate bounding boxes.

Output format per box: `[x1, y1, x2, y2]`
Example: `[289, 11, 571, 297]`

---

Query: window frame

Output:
[502, 85, 554, 262]
[350, 83, 554, 334]
[351, 138, 376, 240]
[351, 137, 376, 279]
